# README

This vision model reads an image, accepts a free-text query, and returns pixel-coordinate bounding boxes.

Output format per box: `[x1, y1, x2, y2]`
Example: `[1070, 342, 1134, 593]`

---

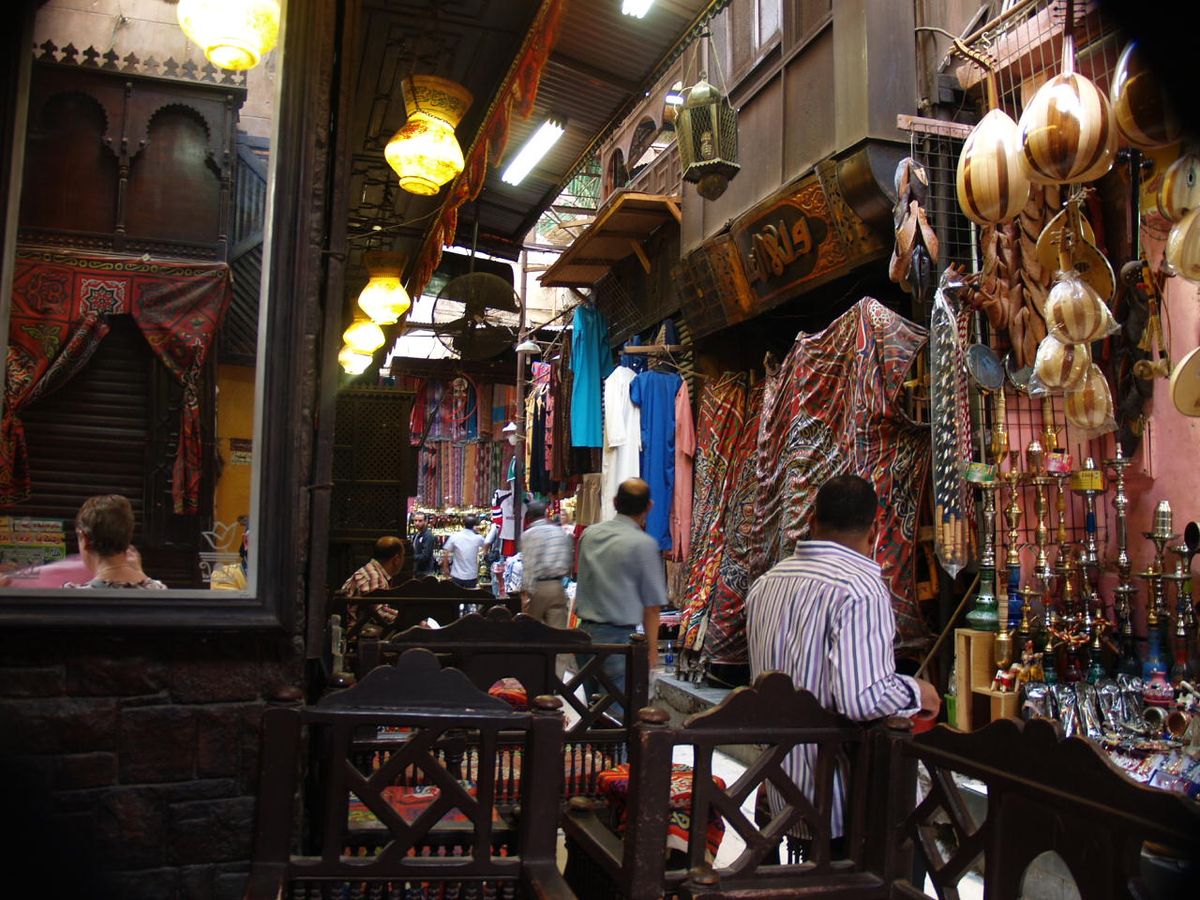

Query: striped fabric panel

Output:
[745, 542, 918, 837]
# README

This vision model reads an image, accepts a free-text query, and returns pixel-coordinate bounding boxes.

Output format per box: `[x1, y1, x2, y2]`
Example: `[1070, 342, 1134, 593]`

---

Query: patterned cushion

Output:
[597, 763, 726, 859]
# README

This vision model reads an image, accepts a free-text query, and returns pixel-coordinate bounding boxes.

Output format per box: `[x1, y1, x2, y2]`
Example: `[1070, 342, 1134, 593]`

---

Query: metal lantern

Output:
[676, 77, 739, 201]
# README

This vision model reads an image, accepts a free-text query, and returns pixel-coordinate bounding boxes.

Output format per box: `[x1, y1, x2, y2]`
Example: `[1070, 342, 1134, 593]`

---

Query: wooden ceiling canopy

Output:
[346, 0, 720, 298]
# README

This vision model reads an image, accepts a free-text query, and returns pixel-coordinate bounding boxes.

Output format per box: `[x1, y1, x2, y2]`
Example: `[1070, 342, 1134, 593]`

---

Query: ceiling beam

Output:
[549, 52, 641, 96]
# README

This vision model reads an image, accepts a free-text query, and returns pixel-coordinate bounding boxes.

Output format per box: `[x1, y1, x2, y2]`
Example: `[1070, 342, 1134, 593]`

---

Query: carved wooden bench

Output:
[330, 575, 520, 673]
[357, 606, 651, 802]
[886, 717, 1200, 899]
[561, 672, 905, 900]
[245, 648, 573, 900]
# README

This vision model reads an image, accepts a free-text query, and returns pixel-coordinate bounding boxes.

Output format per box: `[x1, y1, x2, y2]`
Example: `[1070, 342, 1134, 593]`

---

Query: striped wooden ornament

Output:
[1157, 154, 1200, 223]
[1044, 273, 1116, 343]
[1065, 364, 1115, 433]
[1110, 42, 1182, 150]
[956, 109, 1031, 225]
[1034, 335, 1091, 391]
[1018, 72, 1116, 185]
[1166, 207, 1200, 283]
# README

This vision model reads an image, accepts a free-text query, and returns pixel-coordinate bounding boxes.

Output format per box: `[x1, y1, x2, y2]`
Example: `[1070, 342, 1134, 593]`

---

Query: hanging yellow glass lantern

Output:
[357, 251, 411, 324]
[343, 317, 386, 354]
[338, 345, 374, 375]
[176, 0, 280, 71]
[385, 75, 473, 196]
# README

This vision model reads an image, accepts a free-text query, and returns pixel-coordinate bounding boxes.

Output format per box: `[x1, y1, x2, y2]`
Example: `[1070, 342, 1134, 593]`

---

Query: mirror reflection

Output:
[0, 0, 280, 591]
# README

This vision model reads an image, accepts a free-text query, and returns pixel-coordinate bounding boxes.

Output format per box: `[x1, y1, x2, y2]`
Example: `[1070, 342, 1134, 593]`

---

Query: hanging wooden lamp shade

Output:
[1065, 364, 1115, 433]
[1157, 154, 1200, 223]
[1034, 335, 1091, 392]
[1110, 41, 1182, 150]
[1017, 3, 1115, 185]
[956, 62, 1030, 225]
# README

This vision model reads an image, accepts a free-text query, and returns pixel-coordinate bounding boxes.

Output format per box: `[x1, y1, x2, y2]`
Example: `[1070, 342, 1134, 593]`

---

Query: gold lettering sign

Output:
[731, 175, 848, 310]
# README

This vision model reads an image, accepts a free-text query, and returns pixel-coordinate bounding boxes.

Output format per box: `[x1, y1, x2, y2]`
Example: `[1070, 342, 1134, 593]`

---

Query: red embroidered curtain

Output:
[2, 248, 233, 514]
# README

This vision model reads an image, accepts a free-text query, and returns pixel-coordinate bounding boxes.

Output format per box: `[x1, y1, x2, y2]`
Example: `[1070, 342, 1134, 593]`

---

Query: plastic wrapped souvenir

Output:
[1065, 363, 1117, 437]
[1052, 683, 1080, 737]
[1022, 680, 1051, 720]
[1031, 335, 1090, 395]
[1043, 271, 1118, 343]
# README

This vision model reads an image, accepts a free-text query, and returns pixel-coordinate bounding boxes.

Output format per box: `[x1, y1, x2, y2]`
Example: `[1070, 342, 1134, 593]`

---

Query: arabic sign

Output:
[729, 174, 851, 310]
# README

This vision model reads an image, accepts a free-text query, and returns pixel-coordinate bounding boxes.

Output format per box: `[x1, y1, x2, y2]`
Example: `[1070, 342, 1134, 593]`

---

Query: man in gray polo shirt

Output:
[574, 478, 667, 703]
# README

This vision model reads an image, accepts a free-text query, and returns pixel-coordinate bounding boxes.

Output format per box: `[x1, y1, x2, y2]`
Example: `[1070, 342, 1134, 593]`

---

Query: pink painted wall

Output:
[1118, 232, 1200, 634]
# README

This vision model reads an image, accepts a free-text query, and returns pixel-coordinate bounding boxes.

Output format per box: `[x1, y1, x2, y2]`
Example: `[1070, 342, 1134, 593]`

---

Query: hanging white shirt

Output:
[601, 366, 641, 521]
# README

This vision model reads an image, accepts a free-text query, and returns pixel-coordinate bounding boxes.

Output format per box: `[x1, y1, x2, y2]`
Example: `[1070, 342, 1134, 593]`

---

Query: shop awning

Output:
[538, 191, 681, 288]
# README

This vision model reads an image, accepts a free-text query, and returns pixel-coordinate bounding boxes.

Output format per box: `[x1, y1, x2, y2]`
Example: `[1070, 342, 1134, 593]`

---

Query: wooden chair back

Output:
[563, 672, 907, 899]
[361, 606, 651, 736]
[245, 648, 571, 899]
[887, 717, 1200, 900]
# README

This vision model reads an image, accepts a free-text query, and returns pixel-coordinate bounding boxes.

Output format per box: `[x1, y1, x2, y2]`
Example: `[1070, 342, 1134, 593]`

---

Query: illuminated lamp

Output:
[622, 0, 654, 18]
[343, 317, 386, 354]
[676, 77, 740, 201]
[338, 345, 373, 376]
[357, 251, 411, 324]
[176, 0, 280, 71]
[385, 75, 473, 196]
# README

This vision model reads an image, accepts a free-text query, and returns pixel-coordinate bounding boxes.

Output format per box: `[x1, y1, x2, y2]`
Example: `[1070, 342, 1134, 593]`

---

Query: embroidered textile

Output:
[679, 373, 748, 652]
[751, 298, 930, 648]
[2, 248, 232, 513]
[596, 763, 726, 860]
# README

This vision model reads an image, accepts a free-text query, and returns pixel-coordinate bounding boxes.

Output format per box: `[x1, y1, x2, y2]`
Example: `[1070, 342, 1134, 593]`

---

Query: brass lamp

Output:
[385, 75, 473, 196]
[676, 76, 740, 200]
[338, 345, 373, 376]
[357, 252, 411, 325]
[176, 0, 280, 71]
[342, 317, 386, 354]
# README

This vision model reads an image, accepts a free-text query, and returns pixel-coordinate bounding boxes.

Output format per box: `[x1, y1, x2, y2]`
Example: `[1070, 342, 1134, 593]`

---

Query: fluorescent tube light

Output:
[622, 0, 654, 18]
[665, 90, 685, 106]
[501, 119, 565, 186]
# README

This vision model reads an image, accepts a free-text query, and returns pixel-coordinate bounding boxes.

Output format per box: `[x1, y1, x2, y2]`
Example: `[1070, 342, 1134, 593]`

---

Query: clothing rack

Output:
[618, 344, 691, 355]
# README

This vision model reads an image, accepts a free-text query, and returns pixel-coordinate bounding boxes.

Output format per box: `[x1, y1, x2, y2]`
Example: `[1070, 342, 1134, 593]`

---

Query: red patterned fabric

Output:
[751, 298, 930, 648]
[679, 374, 749, 652]
[597, 763, 726, 860]
[2, 248, 231, 513]
[487, 677, 528, 710]
[346, 783, 501, 833]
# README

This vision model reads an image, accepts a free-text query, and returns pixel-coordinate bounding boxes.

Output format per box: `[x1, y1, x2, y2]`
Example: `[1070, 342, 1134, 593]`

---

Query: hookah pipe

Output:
[1003, 449, 1026, 633]
[1104, 445, 1140, 675]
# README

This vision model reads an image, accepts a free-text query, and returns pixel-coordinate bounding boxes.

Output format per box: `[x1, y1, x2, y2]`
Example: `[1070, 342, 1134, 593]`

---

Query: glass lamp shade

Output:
[343, 319, 386, 354]
[338, 345, 373, 375]
[385, 115, 465, 196]
[357, 276, 411, 325]
[177, 0, 280, 71]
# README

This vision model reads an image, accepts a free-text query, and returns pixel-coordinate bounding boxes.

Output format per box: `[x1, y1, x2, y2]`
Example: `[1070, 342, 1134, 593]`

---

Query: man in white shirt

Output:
[441, 515, 486, 589]
[746, 474, 939, 859]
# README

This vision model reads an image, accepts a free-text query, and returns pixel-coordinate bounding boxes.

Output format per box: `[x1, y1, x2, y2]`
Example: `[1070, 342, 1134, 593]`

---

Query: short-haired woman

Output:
[66, 494, 166, 590]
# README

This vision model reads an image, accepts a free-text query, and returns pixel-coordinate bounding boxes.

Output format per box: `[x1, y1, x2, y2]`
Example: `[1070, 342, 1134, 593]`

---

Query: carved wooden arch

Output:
[31, 88, 119, 160]
[626, 114, 661, 169]
[130, 101, 224, 175]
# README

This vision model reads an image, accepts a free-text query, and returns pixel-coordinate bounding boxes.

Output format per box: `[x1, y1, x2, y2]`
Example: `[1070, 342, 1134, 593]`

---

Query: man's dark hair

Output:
[526, 500, 547, 521]
[75, 494, 135, 557]
[614, 478, 651, 517]
[372, 535, 406, 564]
[814, 475, 877, 534]
[463, 514, 478, 529]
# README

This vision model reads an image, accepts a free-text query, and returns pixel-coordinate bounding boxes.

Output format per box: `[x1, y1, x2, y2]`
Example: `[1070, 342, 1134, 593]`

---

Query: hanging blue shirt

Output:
[630, 369, 681, 551]
[570, 304, 614, 447]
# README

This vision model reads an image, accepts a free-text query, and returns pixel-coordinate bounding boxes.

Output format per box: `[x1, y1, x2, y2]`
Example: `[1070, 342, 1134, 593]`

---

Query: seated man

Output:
[746, 474, 939, 860]
[342, 536, 406, 630]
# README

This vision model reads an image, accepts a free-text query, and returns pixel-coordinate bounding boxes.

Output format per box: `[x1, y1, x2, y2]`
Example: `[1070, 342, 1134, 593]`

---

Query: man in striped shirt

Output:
[746, 475, 939, 858]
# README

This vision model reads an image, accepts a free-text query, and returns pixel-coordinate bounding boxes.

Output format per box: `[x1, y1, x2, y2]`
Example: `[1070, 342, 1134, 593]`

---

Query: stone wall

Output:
[0, 633, 302, 899]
